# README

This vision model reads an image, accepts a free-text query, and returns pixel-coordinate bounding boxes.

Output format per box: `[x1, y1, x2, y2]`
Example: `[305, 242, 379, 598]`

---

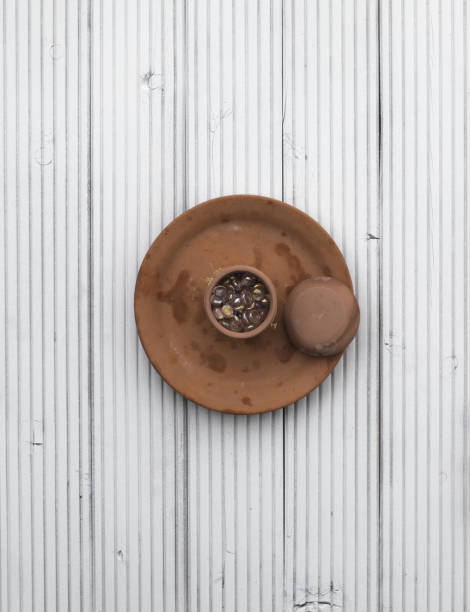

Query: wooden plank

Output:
[185, 2, 284, 611]
[380, 0, 469, 610]
[0, 0, 92, 610]
[282, 0, 380, 609]
[1, 1, 22, 609]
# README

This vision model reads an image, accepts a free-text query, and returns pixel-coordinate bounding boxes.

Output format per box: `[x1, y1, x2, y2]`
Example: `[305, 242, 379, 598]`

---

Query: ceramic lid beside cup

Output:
[283, 276, 360, 357]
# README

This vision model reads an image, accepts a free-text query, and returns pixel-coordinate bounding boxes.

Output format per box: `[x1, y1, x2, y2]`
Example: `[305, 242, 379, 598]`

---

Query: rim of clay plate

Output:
[204, 265, 278, 339]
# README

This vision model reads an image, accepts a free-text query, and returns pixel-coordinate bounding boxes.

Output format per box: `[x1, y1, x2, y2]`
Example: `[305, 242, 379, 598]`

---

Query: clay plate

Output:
[134, 195, 353, 414]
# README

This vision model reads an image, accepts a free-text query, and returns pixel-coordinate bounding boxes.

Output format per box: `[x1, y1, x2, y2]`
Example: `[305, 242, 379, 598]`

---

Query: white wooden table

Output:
[1, 1, 469, 610]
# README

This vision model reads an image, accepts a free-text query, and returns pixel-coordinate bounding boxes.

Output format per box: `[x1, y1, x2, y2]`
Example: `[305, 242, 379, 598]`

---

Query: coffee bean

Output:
[252, 284, 265, 300]
[221, 304, 234, 318]
[240, 289, 253, 308]
[241, 274, 256, 287]
[247, 310, 262, 325]
[231, 296, 244, 311]
[230, 315, 243, 332]
[213, 307, 224, 320]
[213, 285, 227, 299]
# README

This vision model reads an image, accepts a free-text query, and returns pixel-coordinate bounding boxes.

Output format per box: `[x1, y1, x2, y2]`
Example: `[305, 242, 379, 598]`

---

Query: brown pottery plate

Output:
[134, 195, 353, 414]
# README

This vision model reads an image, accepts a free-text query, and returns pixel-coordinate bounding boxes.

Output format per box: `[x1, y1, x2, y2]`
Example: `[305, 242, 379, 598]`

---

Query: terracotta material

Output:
[284, 276, 360, 357]
[204, 265, 277, 339]
[134, 195, 354, 414]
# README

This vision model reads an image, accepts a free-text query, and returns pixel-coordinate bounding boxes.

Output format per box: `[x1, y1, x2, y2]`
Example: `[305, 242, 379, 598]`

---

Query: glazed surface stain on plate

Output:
[134, 195, 353, 414]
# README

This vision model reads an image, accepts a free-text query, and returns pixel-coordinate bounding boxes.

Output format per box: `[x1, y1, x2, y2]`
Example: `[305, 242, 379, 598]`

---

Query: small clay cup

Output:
[204, 265, 277, 339]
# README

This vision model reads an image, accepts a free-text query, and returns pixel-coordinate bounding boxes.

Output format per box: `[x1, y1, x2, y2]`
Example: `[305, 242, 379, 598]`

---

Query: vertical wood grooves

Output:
[1, 1, 469, 610]
[88, 0, 95, 598]
[282, 0, 380, 608]
[425, 1, 431, 607]
[27, 0, 34, 607]
[412, 0, 418, 606]
[464, 2, 469, 606]
[15, 0, 22, 603]
[376, 0, 384, 600]
[381, 0, 469, 610]
[2, 0, 9, 608]
[40, 0, 46, 606]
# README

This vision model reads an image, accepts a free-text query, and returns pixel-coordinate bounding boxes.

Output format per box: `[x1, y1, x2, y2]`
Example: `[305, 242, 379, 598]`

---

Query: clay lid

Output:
[284, 276, 360, 356]
[134, 195, 355, 414]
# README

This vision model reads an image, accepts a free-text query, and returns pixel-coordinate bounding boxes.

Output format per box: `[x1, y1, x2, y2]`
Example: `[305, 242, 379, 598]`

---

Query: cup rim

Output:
[204, 265, 278, 339]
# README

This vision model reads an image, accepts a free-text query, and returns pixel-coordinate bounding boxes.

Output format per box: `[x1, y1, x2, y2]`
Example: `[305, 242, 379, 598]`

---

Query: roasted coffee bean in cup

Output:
[209, 272, 271, 333]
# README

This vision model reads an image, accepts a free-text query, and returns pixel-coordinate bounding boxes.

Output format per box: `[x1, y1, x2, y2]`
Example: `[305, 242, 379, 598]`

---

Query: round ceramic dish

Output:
[134, 195, 353, 414]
